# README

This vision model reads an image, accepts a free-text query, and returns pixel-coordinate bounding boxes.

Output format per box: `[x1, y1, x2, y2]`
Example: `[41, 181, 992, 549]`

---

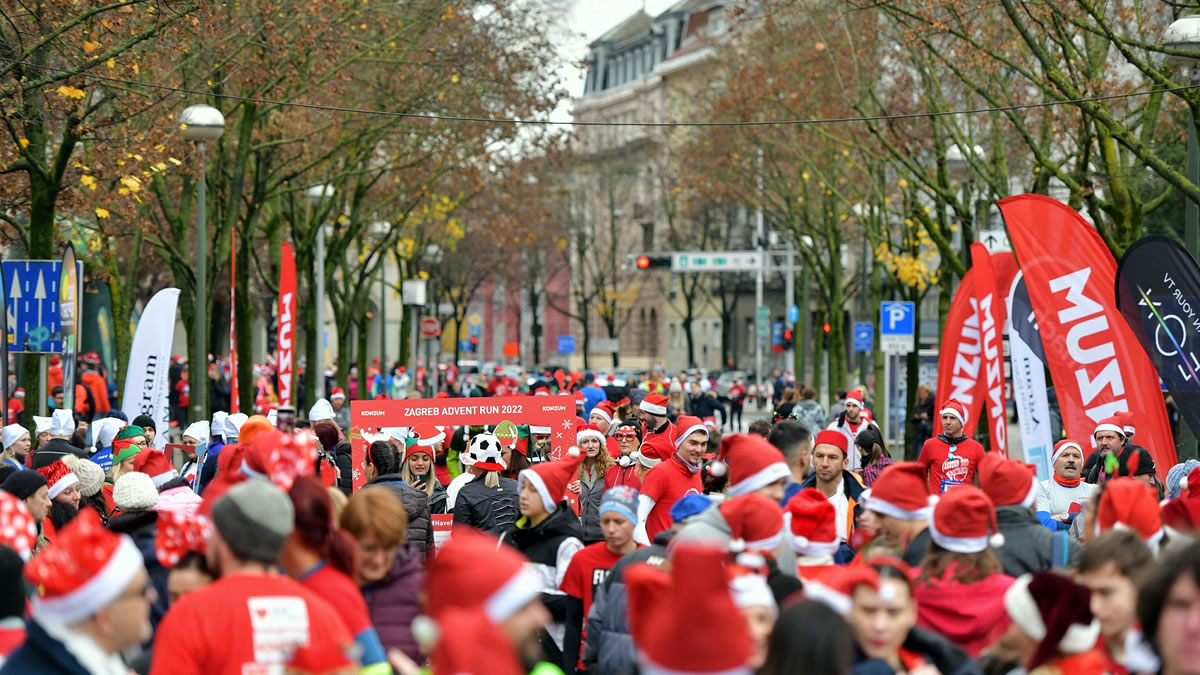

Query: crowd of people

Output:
[0, 366, 1197, 675]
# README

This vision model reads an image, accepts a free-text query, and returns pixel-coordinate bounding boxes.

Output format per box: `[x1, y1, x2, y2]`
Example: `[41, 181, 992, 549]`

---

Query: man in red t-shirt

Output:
[561, 486, 642, 673]
[918, 399, 985, 494]
[634, 415, 708, 544]
[6, 388, 23, 425]
[151, 480, 356, 674]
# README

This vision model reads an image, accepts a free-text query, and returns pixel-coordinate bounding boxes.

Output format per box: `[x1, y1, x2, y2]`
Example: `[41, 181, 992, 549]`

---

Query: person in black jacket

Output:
[314, 421, 353, 495]
[363, 440, 434, 562]
[452, 434, 519, 538]
[504, 448, 585, 670]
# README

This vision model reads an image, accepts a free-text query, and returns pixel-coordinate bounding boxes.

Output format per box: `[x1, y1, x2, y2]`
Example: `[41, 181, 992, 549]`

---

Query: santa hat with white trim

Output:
[36, 460, 78, 500]
[639, 393, 669, 416]
[576, 424, 606, 447]
[844, 390, 865, 409]
[1093, 416, 1126, 438]
[866, 462, 935, 521]
[712, 433, 790, 496]
[133, 450, 179, 488]
[803, 565, 880, 617]
[978, 454, 1038, 509]
[1004, 572, 1101, 671]
[634, 434, 670, 469]
[673, 415, 709, 449]
[517, 447, 584, 513]
[786, 488, 839, 557]
[1118, 411, 1136, 439]
[24, 508, 144, 624]
[703, 417, 718, 431]
[929, 485, 1005, 553]
[627, 543, 753, 675]
[408, 423, 445, 447]
[940, 399, 968, 427]
[720, 493, 785, 551]
[1050, 439, 1084, 466]
[590, 400, 616, 425]
[1096, 478, 1163, 548]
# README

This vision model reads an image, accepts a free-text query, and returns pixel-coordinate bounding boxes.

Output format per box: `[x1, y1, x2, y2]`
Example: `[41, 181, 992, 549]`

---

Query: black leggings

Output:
[730, 404, 744, 431]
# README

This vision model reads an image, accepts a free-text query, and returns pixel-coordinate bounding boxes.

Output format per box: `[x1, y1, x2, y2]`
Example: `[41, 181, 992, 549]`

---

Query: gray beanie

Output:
[74, 459, 106, 497]
[212, 479, 294, 564]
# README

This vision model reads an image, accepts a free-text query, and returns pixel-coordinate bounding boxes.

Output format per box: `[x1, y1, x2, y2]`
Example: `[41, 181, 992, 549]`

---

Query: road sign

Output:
[458, 339, 473, 353]
[979, 229, 1011, 253]
[557, 335, 576, 354]
[756, 305, 769, 339]
[419, 317, 442, 339]
[672, 251, 762, 272]
[3, 260, 82, 353]
[880, 301, 915, 353]
[592, 337, 619, 352]
[787, 304, 800, 324]
[853, 322, 874, 352]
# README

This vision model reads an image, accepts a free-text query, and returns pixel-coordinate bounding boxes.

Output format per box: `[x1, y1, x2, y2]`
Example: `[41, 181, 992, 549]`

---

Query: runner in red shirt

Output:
[634, 416, 708, 544]
[561, 485, 642, 672]
[151, 480, 357, 674]
[917, 400, 985, 494]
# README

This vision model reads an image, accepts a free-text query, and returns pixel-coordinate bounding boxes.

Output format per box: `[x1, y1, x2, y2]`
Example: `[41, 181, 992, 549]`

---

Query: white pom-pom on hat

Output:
[708, 460, 727, 477]
[928, 495, 940, 506]
[989, 533, 1006, 548]
[411, 615, 439, 648]
[567, 446, 581, 458]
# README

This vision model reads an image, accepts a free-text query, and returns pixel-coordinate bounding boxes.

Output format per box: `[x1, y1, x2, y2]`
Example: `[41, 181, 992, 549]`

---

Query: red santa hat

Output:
[590, 401, 616, 425]
[1118, 412, 1136, 439]
[713, 433, 791, 496]
[929, 485, 1004, 553]
[813, 429, 849, 457]
[36, 460, 78, 501]
[627, 544, 753, 675]
[576, 424, 606, 446]
[639, 393, 669, 416]
[673, 415, 709, 449]
[517, 448, 585, 513]
[24, 509, 144, 623]
[0, 492, 38, 561]
[155, 508, 212, 568]
[1093, 416, 1125, 438]
[634, 434, 670, 468]
[423, 528, 541, 623]
[719, 493, 785, 551]
[803, 564, 879, 617]
[786, 488, 839, 557]
[978, 454, 1038, 509]
[1161, 496, 1200, 537]
[330, 387, 346, 401]
[865, 462, 934, 521]
[1004, 572, 1101, 671]
[703, 417, 718, 430]
[1096, 478, 1163, 548]
[1051, 439, 1084, 466]
[940, 399, 968, 427]
[1180, 466, 1200, 497]
[409, 423, 446, 447]
[844, 390, 864, 409]
[133, 449, 179, 488]
[427, 606, 526, 675]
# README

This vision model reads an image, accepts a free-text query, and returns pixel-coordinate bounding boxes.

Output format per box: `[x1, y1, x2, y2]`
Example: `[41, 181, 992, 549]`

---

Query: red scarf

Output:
[1054, 474, 1081, 488]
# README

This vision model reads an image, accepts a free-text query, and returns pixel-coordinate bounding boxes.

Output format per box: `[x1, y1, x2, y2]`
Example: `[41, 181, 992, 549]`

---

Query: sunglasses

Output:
[614, 432, 639, 440]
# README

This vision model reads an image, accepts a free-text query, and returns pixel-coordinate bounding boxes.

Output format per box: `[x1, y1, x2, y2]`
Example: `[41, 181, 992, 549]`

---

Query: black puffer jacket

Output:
[428, 481, 448, 515]
[452, 475, 519, 538]
[367, 474, 434, 561]
[853, 626, 981, 675]
[334, 439, 354, 496]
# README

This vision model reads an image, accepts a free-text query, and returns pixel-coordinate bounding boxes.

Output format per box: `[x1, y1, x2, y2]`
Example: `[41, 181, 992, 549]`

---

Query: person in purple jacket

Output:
[340, 484, 426, 662]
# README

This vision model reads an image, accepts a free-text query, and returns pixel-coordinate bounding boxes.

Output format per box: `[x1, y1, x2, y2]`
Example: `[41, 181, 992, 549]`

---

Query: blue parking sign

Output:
[557, 335, 576, 354]
[853, 322, 873, 352]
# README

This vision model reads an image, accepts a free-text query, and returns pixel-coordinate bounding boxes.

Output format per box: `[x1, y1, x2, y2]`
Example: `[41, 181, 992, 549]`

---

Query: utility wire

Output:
[3, 56, 1197, 128]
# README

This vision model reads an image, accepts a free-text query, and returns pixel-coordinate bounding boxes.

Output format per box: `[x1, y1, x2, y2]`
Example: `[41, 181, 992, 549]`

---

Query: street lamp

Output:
[179, 104, 224, 422]
[305, 184, 334, 400]
[1163, 17, 1200, 458]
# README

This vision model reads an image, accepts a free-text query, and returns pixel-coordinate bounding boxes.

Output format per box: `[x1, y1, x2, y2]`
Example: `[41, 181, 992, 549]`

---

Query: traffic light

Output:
[782, 328, 794, 350]
[468, 337, 478, 352]
[635, 254, 671, 270]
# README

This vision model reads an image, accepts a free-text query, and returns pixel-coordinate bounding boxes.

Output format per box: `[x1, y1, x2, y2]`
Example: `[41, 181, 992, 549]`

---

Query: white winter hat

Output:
[93, 418, 126, 450]
[181, 421, 210, 444]
[113, 472, 158, 512]
[33, 416, 52, 436]
[1, 423, 28, 450]
[224, 413, 248, 442]
[309, 399, 335, 422]
[211, 411, 228, 439]
[49, 409, 75, 437]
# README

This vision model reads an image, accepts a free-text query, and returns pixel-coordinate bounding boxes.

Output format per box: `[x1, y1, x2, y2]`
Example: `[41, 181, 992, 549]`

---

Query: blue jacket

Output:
[197, 439, 225, 494]
[0, 620, 94, 675]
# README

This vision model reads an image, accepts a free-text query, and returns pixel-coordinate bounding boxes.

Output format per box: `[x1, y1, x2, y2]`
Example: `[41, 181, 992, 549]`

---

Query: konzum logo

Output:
[361, 411, 385, 416]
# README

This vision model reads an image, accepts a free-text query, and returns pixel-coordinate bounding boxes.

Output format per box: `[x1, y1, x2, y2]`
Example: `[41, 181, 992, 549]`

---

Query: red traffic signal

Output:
[637, 256, 651, 269]
[634, 254, 671, 270]
[823, 323, 832, 333]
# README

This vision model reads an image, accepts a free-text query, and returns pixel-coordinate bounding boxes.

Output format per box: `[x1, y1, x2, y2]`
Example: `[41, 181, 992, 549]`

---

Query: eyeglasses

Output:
[614, 433, 639, 441]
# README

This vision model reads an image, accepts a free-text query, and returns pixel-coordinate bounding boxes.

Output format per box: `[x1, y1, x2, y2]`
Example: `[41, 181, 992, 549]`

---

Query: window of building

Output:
[641, 221, 655, 251]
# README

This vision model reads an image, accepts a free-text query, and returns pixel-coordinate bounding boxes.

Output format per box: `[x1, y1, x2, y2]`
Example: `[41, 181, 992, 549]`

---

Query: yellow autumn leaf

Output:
[95, 207, 110, 219]
[106, 58, 115, 69]
[80, 175, 97, 190]
[178, 123, 188, 131]
[337, 215, 349, 225]
[418, 270, 429, 280]
[154, 144, 165, 152]
[450, 74, 459, 84]
[18, 138, 29, 149]
[119, 175, 142, 192]
[83, 40, 102, 53]
[153, 161, 167, 171]
[57, 86, 86, 100]
[168, 157, 182, 166]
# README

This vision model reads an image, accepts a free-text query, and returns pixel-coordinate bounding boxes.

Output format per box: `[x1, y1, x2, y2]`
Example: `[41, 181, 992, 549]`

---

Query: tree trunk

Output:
[356, 313, 370, 400]
[235, 233, 254, 413]
[299, 243, 318, 412]
[812, 310, 825, 400]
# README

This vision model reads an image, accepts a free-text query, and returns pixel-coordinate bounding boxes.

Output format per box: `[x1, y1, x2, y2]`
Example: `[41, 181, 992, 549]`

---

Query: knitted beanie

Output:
[74, 460, 106, 497]
[113, 472, 159, 512]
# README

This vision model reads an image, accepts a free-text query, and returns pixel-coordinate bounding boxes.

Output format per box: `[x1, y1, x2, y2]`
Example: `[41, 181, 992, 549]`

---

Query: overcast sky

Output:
[551, 0, 678, 122]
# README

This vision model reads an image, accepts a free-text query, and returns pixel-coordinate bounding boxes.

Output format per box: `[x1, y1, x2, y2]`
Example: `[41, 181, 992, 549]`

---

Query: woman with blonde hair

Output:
[572, 425, 616, 544]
